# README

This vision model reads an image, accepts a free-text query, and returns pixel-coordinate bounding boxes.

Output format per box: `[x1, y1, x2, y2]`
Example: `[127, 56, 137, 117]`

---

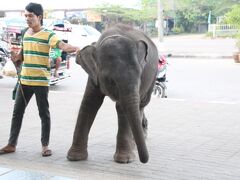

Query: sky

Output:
[0, 0, 140, 10]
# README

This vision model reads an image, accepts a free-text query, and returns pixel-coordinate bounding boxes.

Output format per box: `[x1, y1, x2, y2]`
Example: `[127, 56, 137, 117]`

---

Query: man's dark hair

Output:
[25, 2, 44, 25]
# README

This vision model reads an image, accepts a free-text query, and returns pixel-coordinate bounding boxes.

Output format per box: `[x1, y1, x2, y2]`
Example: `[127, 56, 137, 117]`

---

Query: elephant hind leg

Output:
[114, 103, 135, 163]
[114, 132, 136, 163]
[114, 141, 135, 163]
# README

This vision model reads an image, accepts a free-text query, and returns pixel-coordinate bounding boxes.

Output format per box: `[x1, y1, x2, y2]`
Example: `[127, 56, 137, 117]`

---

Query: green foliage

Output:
[205, 31, 213, 37]
[92, 0, 239, 34]
[212, 0, 239, 16]
[174, 0, 215, 32]
[173, 0, 238, 32]
[141, 0, 157, 18]
[172, 26, 184, 34]
[94, 1, 157, 24]
[223, 5, 240, 28]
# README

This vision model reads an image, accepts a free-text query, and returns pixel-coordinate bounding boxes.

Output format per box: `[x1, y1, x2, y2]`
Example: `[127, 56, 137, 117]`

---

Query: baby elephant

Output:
[67, 24, 158, 163]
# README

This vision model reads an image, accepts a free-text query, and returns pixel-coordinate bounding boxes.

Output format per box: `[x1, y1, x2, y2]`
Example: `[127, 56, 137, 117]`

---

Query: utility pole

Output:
[158, 0, 164, 42]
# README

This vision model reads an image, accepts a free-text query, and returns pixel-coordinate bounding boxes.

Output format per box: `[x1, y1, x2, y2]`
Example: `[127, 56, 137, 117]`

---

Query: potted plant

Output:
[233, 36, 240, 63]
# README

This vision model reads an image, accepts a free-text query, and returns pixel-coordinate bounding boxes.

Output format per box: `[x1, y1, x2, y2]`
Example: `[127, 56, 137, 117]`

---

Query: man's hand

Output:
[73, 47, 80, 55]
[10, 49, 23, 63]
[10, 51, 17, 62]
[58, 41, 80, 54]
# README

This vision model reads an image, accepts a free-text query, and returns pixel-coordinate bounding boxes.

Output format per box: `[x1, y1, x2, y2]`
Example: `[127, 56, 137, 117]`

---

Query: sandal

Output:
[42, 148, 52, 157]
[0, 144, 16, 154]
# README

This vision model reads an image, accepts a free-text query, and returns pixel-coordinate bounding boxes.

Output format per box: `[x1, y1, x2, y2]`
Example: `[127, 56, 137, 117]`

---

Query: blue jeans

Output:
[8, 84, 51, 146]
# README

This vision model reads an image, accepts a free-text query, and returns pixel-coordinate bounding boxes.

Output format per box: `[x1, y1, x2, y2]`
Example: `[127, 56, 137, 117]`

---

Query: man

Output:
[49, 47, 62, 77]
[0, 2, 79, 157]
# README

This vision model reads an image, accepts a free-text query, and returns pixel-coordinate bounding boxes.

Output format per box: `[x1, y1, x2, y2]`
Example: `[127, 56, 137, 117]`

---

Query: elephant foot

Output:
[67, 146, 88, 161]
[114, 150, 135, 163]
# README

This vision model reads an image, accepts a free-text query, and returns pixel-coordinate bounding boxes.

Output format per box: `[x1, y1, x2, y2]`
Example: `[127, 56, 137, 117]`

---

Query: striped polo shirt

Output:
[20, 29, 61, 86]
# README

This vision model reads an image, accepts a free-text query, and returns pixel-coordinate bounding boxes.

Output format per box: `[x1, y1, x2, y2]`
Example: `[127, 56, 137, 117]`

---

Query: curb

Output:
[161, 51, 233, 59]
[171, 54, 233, 59]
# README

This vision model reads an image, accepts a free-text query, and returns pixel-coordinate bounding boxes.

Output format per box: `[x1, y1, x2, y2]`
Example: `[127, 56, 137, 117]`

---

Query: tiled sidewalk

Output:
[1, 88, 240, 179]
[0, 166, 75, 180]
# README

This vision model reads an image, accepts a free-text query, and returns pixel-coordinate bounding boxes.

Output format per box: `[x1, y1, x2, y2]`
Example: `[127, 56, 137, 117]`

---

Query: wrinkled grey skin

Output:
[67, 24, 158, 164]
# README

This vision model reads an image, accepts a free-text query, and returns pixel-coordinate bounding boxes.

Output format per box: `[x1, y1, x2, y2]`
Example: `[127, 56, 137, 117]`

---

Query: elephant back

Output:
[98, 24, 156, 49]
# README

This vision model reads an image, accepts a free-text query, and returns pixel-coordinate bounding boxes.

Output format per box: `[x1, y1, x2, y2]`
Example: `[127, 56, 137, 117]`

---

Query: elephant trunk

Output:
[122, 94, 149, 163]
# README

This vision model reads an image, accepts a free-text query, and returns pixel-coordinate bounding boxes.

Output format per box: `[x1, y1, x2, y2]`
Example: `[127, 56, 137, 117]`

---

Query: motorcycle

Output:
[0, 23, 71, 85]
[49, 50, 71, 85]
[49, 23, 72, 85]
[152, 54, 171, 98]
[0, 40, 10, 78]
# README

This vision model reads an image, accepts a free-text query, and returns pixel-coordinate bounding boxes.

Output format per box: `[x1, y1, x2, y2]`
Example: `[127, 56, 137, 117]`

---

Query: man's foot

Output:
[0, 144, 16, 154]
[42, 146, 52, 157]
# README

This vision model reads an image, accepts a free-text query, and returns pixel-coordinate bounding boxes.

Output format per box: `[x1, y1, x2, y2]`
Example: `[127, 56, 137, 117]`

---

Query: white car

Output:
[67, 24, 101, 49]
[0, 17, 101, 49]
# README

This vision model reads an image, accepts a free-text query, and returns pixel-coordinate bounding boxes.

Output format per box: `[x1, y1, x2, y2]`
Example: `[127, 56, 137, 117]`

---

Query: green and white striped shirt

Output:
[20, 29, 60, 86]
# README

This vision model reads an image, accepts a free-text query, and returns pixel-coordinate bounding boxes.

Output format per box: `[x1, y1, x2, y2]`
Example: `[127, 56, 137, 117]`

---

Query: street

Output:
[166, 57, 240, 103]
[51, 57, 240, 104]
[1, 57, 240, 179]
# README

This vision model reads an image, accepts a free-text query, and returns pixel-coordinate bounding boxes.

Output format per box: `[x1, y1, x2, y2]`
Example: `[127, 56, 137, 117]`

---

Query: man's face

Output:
[24, 10, 42, 28]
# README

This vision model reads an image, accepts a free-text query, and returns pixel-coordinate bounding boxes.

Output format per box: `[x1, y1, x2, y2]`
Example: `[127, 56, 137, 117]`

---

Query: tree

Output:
[93, 0, 238, 34]
[173, 0, 214, 32]
[223, 4, 240, 28]
[94, 1, 157, 23]
[212, 0, 239, 16]
[172, 0, 238, 33]
[93, 1, 159, 34]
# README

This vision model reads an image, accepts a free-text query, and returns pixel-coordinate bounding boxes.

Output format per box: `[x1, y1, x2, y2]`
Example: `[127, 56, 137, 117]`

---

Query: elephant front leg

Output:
[114, 103, 136, 163]
[67, 106, 90, 161]
[67, 80, 105, 161]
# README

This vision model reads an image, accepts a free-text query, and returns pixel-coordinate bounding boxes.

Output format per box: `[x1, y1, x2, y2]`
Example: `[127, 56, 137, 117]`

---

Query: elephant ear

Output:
[137, 40, 148, 69]
[77, 45, 98, 85]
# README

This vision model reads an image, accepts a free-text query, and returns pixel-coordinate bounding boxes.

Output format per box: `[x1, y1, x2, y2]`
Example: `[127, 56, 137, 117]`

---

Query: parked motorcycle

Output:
[49, 51, 71, 85]
[0, 22, 71, 85]
[0, 40, 10, 78]
[152, 54, 171, 98]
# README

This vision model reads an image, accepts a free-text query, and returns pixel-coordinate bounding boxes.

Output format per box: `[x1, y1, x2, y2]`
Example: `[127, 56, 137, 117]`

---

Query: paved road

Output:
[166, 58, 240, 103]
[0, 34, 239, 179]
[153, 34, 236, 58]
[1, 56, 240, 179]
[50, 56, 240, 104]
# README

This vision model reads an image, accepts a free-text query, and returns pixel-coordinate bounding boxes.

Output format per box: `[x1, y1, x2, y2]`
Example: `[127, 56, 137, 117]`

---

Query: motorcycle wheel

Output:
[152, 83, 166, 98]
